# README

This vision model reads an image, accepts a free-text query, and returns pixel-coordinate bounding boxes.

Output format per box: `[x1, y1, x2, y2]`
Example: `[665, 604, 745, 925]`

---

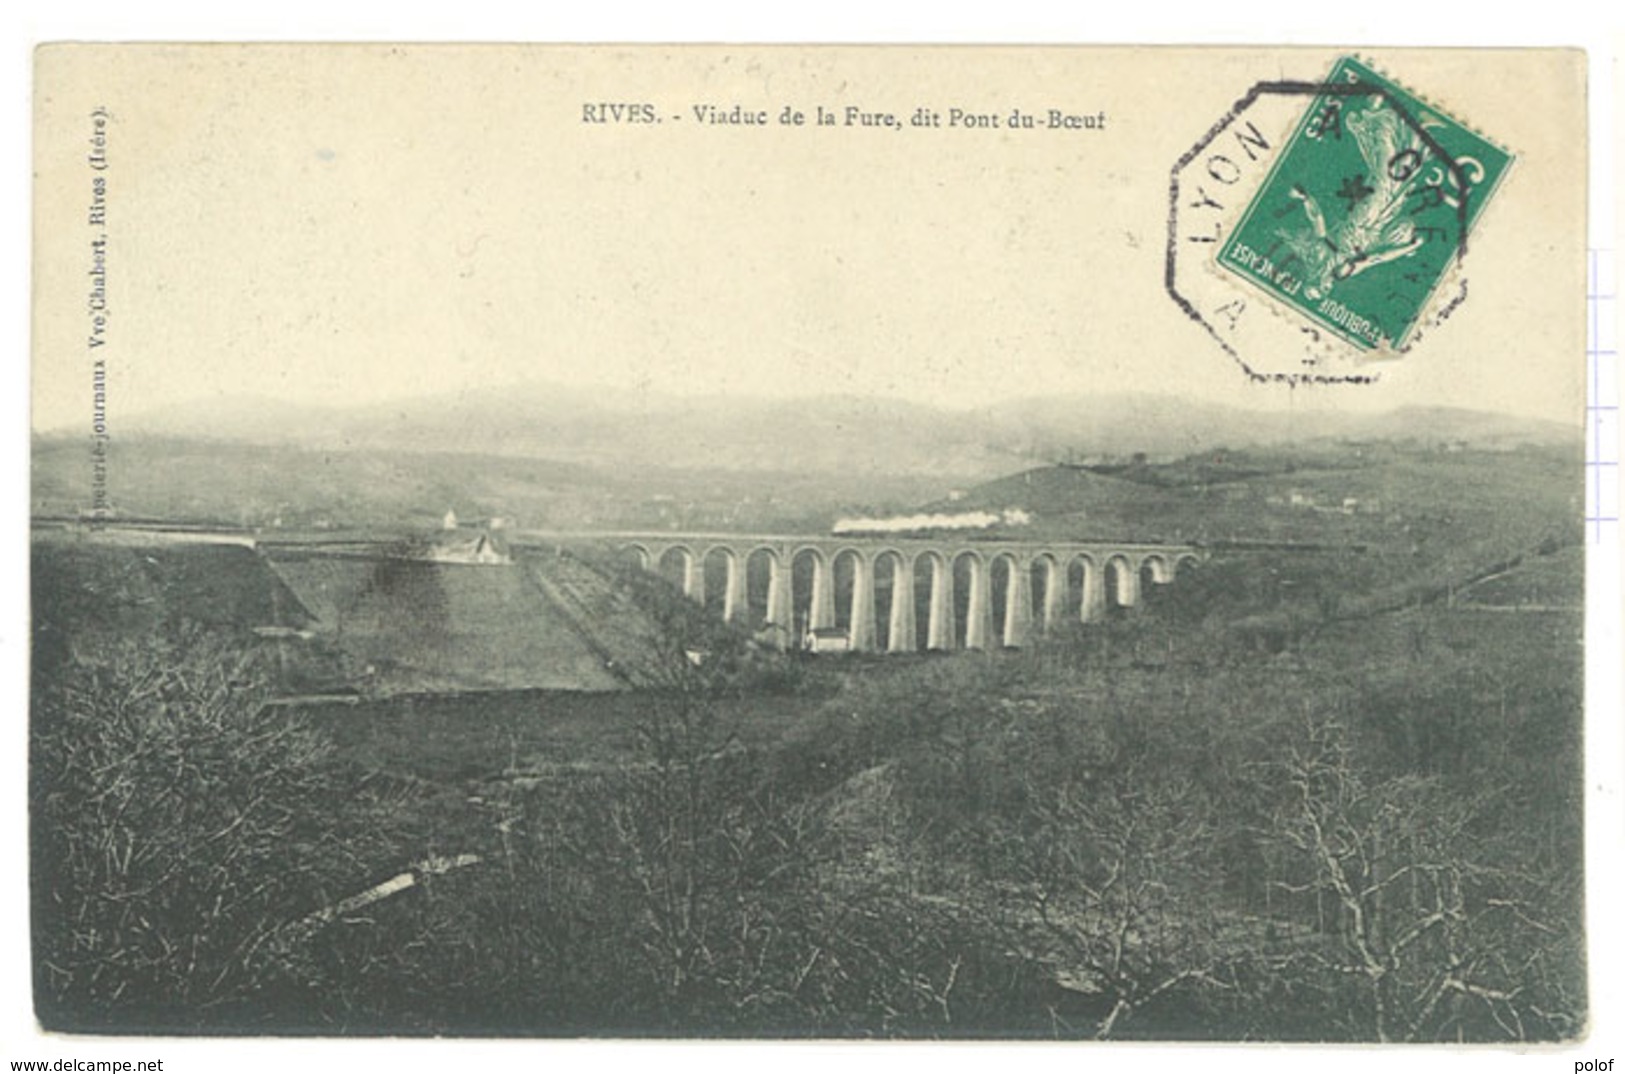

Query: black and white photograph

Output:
[21, 40, 1612, 1056]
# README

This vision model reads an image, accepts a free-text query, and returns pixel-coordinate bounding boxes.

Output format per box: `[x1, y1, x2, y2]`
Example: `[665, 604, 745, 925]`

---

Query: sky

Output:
[31, 45, 1588, 435]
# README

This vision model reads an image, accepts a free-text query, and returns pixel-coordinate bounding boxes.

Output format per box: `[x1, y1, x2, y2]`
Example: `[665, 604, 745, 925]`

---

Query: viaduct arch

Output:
[525, 530, 1204, 654]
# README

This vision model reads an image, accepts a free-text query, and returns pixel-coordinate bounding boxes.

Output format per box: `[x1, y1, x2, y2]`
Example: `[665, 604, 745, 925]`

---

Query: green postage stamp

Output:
[1216, 56, 1514, 352]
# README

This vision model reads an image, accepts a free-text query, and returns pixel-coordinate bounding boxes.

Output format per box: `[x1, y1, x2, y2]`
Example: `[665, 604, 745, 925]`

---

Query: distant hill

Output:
[29, 436, 959, 535]
[908, 466, 1194, 541]
[1325, 405, 1579, 449]
[962, 438, 1576, 543]
[33, 386, 1576, 538]
[95, 384, 1576, 480]
[115, 386, 1019, 478]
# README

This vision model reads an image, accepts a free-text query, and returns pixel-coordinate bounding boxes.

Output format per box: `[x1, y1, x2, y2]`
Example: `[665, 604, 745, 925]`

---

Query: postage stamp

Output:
[1214, 56, 1514, 353]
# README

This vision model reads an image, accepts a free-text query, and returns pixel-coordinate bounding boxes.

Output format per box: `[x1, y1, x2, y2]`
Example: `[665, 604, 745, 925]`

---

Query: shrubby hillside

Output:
[30, 439, 1585, 1038]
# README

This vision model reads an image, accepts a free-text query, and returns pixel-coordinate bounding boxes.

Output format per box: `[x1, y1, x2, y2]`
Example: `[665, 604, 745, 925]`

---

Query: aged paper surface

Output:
[30, 45, 1590, 1043]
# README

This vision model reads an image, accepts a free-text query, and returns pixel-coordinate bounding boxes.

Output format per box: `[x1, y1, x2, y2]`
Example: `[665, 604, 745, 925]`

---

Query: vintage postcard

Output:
[29, 45, 1588, 1041]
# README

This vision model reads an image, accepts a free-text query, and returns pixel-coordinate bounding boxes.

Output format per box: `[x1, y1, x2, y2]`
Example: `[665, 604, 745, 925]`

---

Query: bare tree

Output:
[1000, 764, 1238, 1039]
[1268, 717, 1583, 1042]
[31, 624, 338, 1026]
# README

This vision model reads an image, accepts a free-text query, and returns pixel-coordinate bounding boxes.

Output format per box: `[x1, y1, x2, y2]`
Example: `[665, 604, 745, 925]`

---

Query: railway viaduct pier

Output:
[519, 530, 1205, 654]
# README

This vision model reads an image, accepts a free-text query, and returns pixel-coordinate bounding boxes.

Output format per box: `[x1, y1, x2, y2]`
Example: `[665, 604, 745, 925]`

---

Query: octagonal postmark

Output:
[1167, 56, 1514, 386]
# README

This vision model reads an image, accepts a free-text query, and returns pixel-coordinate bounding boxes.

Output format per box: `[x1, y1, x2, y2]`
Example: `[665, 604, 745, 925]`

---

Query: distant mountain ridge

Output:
[76, 384, 1577, 480]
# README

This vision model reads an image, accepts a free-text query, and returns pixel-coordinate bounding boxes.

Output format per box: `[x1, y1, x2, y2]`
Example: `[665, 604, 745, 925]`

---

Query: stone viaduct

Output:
[518, 530, 1205, 654]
